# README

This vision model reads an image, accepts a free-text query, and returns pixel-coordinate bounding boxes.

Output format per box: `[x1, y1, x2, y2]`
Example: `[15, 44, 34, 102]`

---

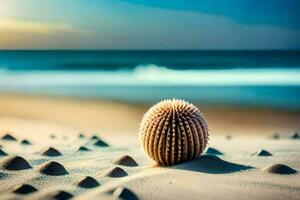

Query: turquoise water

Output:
[0, 50, 300, 109]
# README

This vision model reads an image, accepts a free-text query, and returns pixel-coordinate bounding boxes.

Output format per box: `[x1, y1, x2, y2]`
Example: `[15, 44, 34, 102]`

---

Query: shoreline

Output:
[1, 92, 299, 139]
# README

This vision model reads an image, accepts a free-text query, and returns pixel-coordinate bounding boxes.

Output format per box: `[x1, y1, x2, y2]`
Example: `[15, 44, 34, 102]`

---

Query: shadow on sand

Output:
[0, 172, 8, 179]
[173, 155, 253, 174]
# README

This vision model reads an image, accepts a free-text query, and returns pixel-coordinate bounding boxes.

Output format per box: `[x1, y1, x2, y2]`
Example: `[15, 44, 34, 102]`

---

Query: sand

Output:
[0, 93, 300, 200]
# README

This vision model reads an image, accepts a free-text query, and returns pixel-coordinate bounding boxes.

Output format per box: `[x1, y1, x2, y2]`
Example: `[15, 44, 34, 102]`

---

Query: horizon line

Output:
[1, 49, 300, 52]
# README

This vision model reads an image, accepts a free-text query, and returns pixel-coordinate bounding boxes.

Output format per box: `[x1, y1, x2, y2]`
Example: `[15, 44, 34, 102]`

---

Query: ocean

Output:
[0, 50, 300, 109]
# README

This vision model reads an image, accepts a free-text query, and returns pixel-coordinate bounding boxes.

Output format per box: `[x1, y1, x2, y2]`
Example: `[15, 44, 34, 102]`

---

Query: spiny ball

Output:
[139, 99, 209, 166]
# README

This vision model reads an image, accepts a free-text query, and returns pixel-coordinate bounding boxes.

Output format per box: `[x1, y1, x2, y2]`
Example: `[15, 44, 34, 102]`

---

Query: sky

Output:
[0, 0, 299, 49]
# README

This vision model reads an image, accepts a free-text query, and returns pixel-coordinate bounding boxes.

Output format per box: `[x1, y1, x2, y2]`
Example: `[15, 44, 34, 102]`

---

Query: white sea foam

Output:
[0, 64, 300, 87]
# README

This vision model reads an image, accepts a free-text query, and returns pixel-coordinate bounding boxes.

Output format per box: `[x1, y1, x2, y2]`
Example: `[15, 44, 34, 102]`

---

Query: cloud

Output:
[0, 19, 92, 35]
[86, 5, 300, 50]
[0, 6, 299, 50]
[0, 19, 94, 49]
[122, 0, 300, 30]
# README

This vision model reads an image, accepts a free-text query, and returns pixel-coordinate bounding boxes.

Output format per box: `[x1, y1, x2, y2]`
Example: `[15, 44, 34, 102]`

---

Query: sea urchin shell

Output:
[139, 99, 209, 166]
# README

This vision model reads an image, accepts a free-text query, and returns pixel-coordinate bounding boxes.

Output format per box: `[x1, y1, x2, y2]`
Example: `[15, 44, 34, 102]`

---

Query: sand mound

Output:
[93, 139, 109, 147]
[41, 147, 62, 157]
[113, 155, 138, 167]
[251, 149, 272, 156]
[78, 146, 90, 152]
[50, 134, 56, 139]
[174, 155, 252, 174]
[269, 133, 280, 139]
[50, 190, 73, 200]
[38, 161, 68, 176]
[225, 135, 232, 140]
[205, 147, 224, 155]
[290, 132, 300, 139]
[91, 135, 100, 140]
[0, 149, 7, 156]
[12, 184, 38, 194]
[263, 164, 297, 174]
[1, 134, 17, 141]
[77, 176, 100, 188]
[20, 139, 31, 145]
[103, 167, 128, 178]
[0, 156, 32, 170]
[113, 187, 139, 200]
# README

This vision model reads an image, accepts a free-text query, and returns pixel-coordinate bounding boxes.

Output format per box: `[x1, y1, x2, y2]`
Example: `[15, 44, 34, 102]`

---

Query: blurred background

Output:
[0, 50, 300, 109]
[1, 50, 300, 140]
[0, 0, 300, 140]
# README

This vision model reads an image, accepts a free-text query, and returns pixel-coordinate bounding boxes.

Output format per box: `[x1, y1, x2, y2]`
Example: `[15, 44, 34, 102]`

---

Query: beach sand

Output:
[0, 93, 299, 200]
